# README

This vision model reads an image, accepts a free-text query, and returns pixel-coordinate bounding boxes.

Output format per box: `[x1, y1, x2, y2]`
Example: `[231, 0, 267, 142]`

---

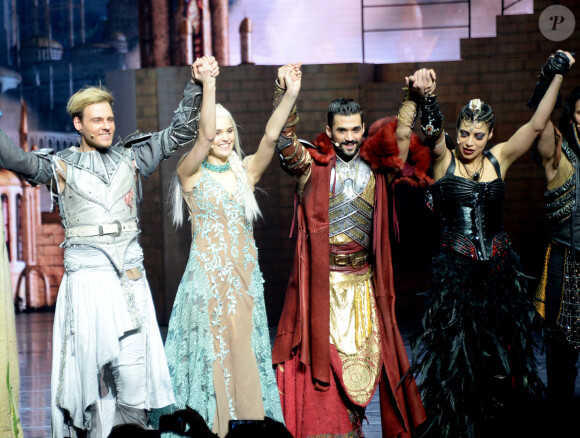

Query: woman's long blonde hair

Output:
[171, 103, 262, 226]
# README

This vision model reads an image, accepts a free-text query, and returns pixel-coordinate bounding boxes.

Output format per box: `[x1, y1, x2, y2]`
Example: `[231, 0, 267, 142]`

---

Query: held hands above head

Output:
[283, 64, 302, 98]
[407, 68, 436, 97]
[487, 49, 574, 178]
[191, 56, 219, 83]
[527, 49, 575, 130]
[245, 62, 303, 187]
[547, 50, 575, 77]
[393, 68, 436, 164]
[408, 68, 443, 145]
[527, 50, 574, 110]
[176, 56, 219, 187]
[277, 62, 302, 90]
[530, 50, 575, 180]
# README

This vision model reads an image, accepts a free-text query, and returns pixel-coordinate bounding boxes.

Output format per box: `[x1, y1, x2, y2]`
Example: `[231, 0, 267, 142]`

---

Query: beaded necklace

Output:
[202, 158, 231, 173]
[455, 150, 484, 181]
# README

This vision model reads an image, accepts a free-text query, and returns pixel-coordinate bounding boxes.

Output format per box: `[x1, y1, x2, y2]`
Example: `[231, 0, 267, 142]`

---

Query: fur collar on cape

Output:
[308, 117, 432, 187]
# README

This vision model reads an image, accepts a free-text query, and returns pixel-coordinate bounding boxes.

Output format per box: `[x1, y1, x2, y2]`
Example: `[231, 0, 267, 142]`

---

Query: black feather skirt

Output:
[410, 249, 544, 438]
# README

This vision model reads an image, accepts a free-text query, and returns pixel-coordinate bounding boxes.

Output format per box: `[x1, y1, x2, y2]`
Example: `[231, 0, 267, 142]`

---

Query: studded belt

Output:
[65, 220, 138, 238]
[329, 249, 369, 269]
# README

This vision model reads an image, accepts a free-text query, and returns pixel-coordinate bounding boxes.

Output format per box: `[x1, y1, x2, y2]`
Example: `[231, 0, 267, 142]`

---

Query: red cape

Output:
[272, 119, 427, 437]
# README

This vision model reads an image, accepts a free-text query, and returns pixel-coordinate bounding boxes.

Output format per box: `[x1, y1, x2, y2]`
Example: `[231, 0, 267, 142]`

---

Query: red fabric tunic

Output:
[272, 120, 427, 438]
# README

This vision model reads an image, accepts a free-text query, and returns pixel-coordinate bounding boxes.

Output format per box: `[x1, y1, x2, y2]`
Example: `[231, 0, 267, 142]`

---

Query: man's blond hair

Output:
[66, 85, 114, 121]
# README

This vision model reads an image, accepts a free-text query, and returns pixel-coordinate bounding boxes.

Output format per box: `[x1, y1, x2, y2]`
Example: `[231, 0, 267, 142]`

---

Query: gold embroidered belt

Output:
[329, 249, 368, 268]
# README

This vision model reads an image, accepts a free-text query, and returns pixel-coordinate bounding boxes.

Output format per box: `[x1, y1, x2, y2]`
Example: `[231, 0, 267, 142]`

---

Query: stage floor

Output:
[15, 310, 571, 438]
[16, 312, 388, 438]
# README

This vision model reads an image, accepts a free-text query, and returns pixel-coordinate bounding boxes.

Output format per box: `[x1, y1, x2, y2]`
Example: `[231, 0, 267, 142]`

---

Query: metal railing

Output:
[361, 0, 471, 63]
[501, 0, 524, 15]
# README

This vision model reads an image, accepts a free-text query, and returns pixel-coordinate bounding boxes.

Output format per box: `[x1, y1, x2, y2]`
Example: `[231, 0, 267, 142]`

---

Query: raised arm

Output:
[177, 56, 219, 189]
[245, 63, 302, 186]
[530, 51, 576, 182]
[496, 50, 574, 171]
[396, 68, 436, 163]
[412, 69, 450, 179]
[534, 121, 561, 182]
[131, 60, 208, 178]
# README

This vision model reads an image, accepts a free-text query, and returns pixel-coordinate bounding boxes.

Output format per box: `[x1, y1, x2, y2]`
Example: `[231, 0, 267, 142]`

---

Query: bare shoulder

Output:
[432, 147, 452, 181]
[487, 142, 506, 164]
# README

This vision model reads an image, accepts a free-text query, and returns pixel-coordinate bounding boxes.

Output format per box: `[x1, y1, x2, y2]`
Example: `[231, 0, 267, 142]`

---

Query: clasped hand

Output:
[407, 68, 436, 97]
[191, 56, 220, 83]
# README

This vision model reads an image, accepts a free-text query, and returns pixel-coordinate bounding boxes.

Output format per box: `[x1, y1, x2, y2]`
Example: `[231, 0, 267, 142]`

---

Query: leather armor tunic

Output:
[431, 150, 509, 261]
[329, 155, 374, 249]
[57, 146, 139, 273]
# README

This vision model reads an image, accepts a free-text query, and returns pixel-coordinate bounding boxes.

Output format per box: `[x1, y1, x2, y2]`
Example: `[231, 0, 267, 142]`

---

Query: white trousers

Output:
[51, 242, 174, 438]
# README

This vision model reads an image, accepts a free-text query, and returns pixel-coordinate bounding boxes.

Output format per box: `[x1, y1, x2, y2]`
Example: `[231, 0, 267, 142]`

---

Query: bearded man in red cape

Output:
[271, 65, 433, 438]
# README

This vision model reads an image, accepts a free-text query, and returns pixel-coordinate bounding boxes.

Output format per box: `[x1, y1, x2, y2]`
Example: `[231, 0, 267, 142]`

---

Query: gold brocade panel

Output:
[329, 270, 373, 354]
[329, 269, 381, 406]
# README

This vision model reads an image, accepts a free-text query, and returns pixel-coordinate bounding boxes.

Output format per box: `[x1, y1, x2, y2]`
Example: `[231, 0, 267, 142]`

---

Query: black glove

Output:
[527, 51, 574, 110]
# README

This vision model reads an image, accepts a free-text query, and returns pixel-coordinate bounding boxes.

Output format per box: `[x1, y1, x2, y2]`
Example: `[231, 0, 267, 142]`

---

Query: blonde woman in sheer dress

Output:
[162, 59, 302, 437]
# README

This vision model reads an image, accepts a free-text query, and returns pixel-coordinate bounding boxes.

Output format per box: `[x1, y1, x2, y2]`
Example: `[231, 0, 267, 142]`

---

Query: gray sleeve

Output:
[0, 129, 54, 185]
[132, 81, 203, 178]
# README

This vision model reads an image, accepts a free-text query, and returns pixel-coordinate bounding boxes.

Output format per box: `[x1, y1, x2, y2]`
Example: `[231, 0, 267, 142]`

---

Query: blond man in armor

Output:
[0, 56, 218, 437]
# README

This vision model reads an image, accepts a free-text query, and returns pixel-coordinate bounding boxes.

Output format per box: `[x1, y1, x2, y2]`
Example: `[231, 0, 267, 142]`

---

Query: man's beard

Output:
[334, 140, 360, 162]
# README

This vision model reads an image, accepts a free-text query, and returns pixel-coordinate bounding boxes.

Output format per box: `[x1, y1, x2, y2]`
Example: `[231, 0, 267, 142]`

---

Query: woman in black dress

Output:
[411, 51, 575, 437]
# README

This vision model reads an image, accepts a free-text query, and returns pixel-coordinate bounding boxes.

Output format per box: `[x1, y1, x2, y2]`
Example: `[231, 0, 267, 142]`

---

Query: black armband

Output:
[421, 95, 444, 144]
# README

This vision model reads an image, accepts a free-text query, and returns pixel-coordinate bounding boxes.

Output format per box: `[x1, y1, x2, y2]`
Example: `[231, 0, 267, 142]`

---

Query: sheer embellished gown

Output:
[161, 167, 283, 437]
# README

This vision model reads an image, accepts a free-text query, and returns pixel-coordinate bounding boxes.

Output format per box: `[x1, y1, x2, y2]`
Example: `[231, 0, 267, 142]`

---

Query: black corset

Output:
[431, 150, 508, 261]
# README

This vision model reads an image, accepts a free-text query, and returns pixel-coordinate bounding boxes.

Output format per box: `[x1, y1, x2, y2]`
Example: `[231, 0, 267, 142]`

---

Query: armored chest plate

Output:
[329, 156, 374, 248]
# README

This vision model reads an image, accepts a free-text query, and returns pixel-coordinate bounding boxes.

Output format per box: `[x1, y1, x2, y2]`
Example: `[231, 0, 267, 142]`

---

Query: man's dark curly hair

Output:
[327, 98, 364, 128]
